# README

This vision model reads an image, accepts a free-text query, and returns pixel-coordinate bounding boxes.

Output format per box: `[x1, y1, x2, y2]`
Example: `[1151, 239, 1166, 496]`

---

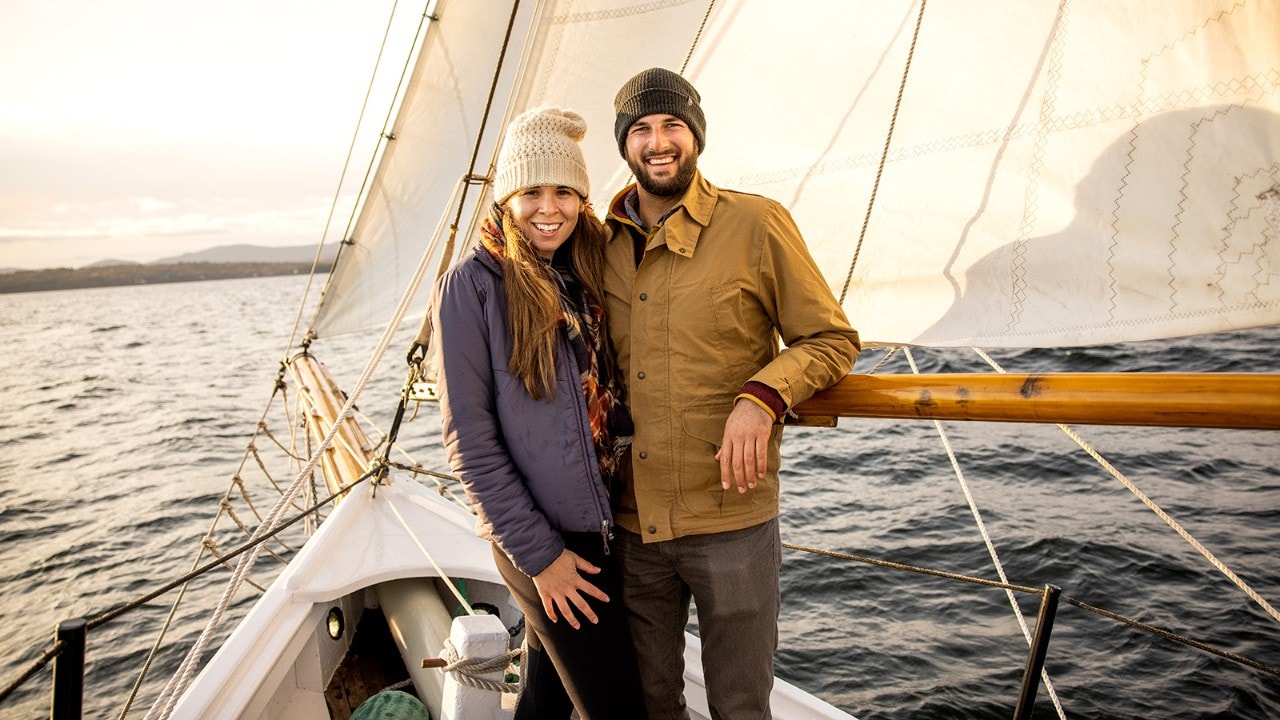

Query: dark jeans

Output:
[616, 519, 782, 720]
[492, 532, 646, 720]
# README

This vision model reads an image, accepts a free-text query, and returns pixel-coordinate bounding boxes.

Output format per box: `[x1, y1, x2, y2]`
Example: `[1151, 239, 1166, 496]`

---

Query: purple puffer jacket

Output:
[430, 246, 613, 577]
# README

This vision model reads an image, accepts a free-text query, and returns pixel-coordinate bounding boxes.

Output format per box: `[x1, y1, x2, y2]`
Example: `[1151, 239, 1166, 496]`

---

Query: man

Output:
[602, 67, 861, 719]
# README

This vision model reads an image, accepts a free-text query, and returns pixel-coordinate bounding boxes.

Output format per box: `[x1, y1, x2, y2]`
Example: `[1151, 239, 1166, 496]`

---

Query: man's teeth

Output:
[649, 156, 674, 165]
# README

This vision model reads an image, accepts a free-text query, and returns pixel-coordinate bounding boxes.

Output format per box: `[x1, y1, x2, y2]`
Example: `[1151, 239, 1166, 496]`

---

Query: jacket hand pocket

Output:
[678, 405, 731, 518]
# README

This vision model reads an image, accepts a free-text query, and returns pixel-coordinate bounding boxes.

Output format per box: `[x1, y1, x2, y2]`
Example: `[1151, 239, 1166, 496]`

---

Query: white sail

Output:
[313, 0, 1280, 348]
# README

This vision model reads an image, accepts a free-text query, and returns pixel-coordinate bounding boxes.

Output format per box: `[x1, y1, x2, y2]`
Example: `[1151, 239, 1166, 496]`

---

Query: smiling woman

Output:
[507, 186, 583, 258]
[0, 0, 420, 271]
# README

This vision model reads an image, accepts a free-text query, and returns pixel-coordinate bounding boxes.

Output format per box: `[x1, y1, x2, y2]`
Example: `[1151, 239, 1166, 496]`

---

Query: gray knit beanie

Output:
[494, 106, 591, 202]
[613, 68, 706, 156]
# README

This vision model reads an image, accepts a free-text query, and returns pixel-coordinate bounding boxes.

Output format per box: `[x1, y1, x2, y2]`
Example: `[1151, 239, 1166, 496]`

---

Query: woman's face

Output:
[506, 185, 581, 258]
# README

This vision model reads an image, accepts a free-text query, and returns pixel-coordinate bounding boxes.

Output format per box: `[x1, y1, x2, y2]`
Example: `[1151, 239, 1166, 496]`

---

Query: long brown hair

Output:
[495, 200, 608, 400]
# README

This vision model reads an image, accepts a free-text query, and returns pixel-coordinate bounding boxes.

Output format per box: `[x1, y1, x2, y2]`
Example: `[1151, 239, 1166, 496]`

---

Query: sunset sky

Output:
[0, 0, 422, 270]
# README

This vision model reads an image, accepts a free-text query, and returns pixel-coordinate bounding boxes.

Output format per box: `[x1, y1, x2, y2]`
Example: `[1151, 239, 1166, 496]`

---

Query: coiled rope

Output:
[436, 638, 523, 694]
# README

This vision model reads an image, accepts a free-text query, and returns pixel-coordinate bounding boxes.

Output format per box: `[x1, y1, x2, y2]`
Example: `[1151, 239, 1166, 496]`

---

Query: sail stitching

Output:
[552, 0, 696, 24]
[1006, 0, 1069, 336]
[1217, 172, 1280, 305]
[719, 72, 1277, 192]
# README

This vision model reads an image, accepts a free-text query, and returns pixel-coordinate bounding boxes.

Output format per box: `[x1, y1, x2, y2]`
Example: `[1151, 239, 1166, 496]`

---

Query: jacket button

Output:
[638, 292, 647, 301]
[637, 371, 646, 379]
[638, 451, 647, 459]
[647, 526, 657, 534]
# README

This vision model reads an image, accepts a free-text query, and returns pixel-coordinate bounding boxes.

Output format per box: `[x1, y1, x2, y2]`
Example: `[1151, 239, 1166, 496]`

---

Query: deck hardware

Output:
[326, 607, 345, 640]
[1013, 584, 1060, 720]
[51, 618, 86, 720]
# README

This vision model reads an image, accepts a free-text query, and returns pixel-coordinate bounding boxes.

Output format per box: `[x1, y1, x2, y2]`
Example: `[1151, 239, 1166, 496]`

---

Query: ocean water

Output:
[0, 275, 1277, 719]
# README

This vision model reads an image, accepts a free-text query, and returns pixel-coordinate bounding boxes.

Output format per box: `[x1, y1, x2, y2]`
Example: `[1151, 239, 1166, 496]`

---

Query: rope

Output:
[296, 0, 431, 346]
[781, 542, 1280, 680]
[144, 417, 380, 719]
[679, 0, 717, 75]
[0, 644, 60, 705]
[82, 472, 365, 717]
[118, 373, 293, 717]
[436, 638, 523, 694]
[839, 0, 928, 304]
[384, 492, 476, 616]
[783, 542, 1040, 596]
[200, 536, 269, 592]
[388, 459, 471, 508]
[907, 347, 1067, 719]
[970, 348, 1280, 626]
[1061, 596, 1280, 678]
[257, 420, 306, 461]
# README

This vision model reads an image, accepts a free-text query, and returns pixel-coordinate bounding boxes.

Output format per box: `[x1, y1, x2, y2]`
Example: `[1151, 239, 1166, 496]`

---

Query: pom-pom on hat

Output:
[613, 67, 706, 156]
[494, 106, 591, 202]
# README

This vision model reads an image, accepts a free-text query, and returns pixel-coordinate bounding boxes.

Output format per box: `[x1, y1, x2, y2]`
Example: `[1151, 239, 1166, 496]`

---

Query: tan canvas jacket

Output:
[603, 171, 860, 542]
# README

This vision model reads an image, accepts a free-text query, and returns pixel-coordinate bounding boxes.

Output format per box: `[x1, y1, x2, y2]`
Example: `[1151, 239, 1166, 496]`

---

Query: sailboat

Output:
[7, 0, 1278, 718]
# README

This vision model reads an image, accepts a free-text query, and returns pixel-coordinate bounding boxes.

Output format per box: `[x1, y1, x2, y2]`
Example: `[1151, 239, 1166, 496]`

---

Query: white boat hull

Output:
[171, 476, 856, 719]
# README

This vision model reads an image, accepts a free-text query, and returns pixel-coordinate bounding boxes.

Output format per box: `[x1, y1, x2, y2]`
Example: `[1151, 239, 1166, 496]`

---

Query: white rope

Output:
[437, 637, 522, 693]
[906, 348, 1067, 719]
[383, 491, 476, 616]
[970, 347, 1280, 626]
[144, 176, 469, 719]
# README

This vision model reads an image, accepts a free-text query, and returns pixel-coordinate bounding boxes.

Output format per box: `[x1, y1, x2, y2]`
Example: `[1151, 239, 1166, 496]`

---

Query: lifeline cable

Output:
[970, 347, 1280, 626]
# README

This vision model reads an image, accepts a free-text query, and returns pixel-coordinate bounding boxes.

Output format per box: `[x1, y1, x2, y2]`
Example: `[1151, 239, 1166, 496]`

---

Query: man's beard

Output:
[628, 148, 698, 197]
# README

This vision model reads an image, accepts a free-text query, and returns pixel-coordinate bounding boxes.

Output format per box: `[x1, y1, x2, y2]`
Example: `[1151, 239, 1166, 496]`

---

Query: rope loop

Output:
[436, 638, 523, 694]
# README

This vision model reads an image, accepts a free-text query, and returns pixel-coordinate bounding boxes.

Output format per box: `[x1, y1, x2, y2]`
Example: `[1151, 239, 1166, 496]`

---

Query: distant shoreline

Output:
[0, 261, 329, 294]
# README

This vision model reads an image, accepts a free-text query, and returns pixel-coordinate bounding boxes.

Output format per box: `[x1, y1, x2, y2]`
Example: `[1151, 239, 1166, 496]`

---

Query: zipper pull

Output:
[601, 520, 613, 555]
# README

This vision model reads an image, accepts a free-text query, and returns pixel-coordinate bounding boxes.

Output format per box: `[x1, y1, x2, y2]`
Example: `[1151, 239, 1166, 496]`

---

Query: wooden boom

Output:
[792, 373, 1280, 430]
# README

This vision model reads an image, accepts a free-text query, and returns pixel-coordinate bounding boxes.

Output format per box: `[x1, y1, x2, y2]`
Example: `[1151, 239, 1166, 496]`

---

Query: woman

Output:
[430, 107, 646, 720]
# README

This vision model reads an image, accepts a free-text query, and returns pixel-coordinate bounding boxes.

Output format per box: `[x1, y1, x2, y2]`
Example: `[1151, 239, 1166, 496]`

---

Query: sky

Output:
[0, 0, 422, 270]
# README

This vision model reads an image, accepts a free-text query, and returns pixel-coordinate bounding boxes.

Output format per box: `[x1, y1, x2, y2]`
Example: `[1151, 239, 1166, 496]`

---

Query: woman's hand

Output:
[531, 549, 609, 629]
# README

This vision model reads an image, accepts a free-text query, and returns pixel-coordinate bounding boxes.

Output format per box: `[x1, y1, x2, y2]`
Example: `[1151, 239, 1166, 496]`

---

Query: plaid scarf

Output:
[479, 208, 634, 486]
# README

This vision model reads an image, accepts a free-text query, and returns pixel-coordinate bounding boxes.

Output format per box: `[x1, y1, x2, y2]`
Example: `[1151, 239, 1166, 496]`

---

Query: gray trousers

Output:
[615, 518, 781, 720]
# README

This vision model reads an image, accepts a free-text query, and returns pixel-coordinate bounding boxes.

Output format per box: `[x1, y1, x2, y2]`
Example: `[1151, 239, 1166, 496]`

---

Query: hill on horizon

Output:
[152, 243, 335, 266]
[0, 244, 341, 294]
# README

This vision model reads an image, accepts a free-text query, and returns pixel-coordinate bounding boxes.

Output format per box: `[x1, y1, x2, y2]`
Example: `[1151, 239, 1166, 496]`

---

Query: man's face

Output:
[623, 114, 699, 197]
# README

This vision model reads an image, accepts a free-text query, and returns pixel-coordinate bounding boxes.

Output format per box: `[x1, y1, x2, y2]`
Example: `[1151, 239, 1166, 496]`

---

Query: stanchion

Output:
[1013, 585, 1060, 720]
[51, 617, 87, 720]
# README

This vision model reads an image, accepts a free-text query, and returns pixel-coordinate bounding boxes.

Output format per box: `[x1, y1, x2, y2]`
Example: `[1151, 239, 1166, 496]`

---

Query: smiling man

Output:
[602, 68, 862, 720]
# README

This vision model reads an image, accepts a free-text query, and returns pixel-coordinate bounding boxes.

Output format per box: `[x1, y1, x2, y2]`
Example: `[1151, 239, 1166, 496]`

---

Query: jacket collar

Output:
[606, 170, 717, 258]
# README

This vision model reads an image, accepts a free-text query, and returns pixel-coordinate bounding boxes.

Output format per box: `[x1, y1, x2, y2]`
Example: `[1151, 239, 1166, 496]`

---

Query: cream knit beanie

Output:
[494, 106, 591, 202]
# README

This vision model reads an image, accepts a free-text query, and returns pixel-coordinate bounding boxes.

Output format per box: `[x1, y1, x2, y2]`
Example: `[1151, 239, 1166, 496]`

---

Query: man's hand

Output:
[716, 399, 772, 494]
[531, 549, 609, 629]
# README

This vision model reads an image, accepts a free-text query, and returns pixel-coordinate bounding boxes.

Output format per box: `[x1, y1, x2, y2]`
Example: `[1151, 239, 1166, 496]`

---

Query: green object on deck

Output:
[350, 689, 430, 720]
